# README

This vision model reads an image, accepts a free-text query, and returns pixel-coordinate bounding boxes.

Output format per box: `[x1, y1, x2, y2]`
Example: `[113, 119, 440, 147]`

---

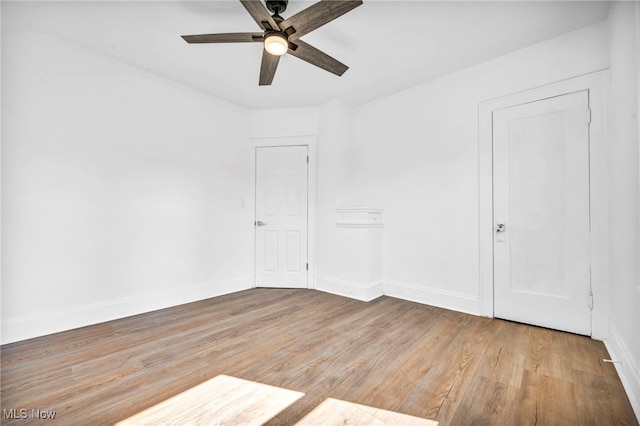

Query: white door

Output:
[255, 146, 308, 288]
[493, 90, 591, 335]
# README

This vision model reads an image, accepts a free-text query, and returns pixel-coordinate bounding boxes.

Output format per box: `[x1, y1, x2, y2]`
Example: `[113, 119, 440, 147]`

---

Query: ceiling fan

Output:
[181, 0, 363, 86]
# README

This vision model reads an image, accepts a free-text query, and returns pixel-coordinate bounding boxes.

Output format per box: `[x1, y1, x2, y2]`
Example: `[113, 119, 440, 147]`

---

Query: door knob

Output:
[496, 223, 506, 233]
[255, 221, 267, 226]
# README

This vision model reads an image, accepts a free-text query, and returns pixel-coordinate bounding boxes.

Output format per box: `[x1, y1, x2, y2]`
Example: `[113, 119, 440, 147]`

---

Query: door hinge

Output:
[588, 268, 593, 310]
[589, 268, 594, 310]
[587, 107, 592, 125]
[306, 155, 309, 164]
[306, 263, 308, 271]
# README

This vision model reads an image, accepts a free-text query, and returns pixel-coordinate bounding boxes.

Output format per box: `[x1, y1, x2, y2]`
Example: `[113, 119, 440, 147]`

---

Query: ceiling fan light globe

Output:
[264, 33, 288, 56]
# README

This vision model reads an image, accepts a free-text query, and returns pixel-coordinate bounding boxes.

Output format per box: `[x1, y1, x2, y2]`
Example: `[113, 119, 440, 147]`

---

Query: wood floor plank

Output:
[574, 368, 638, 425]
[515, 369, 578, 426]
[328, 304, 441, 410]
[524, 325, 573, 381]
[1, 289, 637, 426]
[449, 375, 519, 425]
[411, 316, 500, 425]
[475, 320, 531, 388]
[389, 314, 484, 420]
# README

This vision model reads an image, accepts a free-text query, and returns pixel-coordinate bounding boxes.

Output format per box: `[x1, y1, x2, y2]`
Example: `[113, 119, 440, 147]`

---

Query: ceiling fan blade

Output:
[288, 39, 348, 76]
[181, 33, 263, 44]
[240, 0, 280, 31]
[280, 0, 362, 41]
[259, 50, 280, 86]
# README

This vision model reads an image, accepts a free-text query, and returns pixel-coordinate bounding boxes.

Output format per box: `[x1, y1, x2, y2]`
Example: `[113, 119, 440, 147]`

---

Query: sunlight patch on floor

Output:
[116, 374, 437, 425]
[116, 374, 304, 425]
[296, 398, 438, 426]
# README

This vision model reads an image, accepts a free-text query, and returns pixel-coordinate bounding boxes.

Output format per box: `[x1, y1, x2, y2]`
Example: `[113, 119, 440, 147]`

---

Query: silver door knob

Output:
[496, 223, 506, 233]
[255, 220, 267, 226]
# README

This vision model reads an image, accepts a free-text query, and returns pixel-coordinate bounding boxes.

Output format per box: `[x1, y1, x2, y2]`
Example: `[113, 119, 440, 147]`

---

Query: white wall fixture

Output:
[335, 207, 383, 228]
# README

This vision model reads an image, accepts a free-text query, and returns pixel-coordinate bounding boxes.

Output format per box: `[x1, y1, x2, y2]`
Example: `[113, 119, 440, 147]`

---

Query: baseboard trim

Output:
[315, 277, 481, 315]
[604, 320, 640, 422]
[383, 281, 481, 316]
[316, 276, 384, 302]
[1, 276, 252, 345]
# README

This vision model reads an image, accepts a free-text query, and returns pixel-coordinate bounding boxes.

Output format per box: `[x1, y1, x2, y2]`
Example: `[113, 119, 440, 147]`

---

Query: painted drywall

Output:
[250, 107, 319, 139]
[351, 22, 609, 313]
[605, 1, 640, 418]
[1, 31, 252, 344]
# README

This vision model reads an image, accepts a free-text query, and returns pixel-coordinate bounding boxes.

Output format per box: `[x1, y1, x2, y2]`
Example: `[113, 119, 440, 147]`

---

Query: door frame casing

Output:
[250, 136, 317, 289]
[478, 71, 608, 339]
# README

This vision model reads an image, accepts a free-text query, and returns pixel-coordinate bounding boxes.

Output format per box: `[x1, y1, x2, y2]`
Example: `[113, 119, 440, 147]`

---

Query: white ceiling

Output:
[3, 1, 611, 109]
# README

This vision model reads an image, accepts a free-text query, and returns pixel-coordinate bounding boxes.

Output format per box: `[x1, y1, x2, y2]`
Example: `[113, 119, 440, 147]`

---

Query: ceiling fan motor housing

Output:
[266, 0, 288, 15]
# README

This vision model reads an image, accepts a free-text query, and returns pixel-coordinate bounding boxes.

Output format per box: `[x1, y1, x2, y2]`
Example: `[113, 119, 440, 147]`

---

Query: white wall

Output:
[250, 107, 318, 139]
[1, 31, 252, 344]
[350, 22, 609, 313]
[605, 1, 640, 418]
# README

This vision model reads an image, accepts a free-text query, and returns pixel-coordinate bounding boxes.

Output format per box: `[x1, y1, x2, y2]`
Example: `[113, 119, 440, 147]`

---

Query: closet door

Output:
[493, 90, 591, 335]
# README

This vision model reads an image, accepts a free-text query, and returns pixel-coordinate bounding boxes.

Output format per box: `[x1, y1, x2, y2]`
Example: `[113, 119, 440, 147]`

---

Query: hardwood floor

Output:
[1, 289, 637, 425]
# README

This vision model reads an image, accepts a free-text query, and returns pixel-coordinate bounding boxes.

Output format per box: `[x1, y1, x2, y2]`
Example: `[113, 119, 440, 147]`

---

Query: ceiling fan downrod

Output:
[265, 0, 288, 16]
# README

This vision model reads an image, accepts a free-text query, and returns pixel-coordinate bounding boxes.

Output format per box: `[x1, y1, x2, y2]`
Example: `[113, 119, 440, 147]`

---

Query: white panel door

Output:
[255, 146, 308, 288]
[493, 91, 591, 335]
